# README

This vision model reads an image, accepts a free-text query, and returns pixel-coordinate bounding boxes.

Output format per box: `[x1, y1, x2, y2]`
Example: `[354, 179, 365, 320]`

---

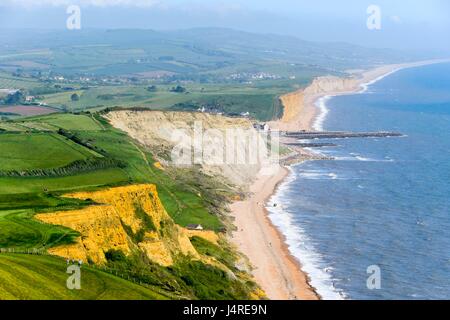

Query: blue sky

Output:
[1, 0, 449, 52]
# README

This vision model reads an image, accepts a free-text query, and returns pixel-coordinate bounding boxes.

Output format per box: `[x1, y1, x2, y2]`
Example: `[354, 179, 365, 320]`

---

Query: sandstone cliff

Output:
[274, 75, 359, 131]
[105, 111, 274, 188]
[36, 184, 202, 266]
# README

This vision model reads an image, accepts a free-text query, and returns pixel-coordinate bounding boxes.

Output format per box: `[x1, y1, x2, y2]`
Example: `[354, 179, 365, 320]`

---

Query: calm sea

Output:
[267, 62, 450, 300]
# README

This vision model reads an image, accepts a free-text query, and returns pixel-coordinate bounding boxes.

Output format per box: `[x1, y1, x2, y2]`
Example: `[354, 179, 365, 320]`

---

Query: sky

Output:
[0, 0, 449, 52]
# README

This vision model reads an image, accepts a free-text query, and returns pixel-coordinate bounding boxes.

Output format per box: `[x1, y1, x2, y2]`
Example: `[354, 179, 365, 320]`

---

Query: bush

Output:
[170, 85, 186, 93]
[105, 249, 126, 262]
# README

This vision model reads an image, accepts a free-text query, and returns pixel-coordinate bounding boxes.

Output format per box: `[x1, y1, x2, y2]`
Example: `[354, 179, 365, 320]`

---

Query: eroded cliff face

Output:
[36, 184, 199, 266]
[275, 75, 359, 131]
[279, 89, 304, 123]
[105, 111, 271, 188]
[304, 76, 359, 96]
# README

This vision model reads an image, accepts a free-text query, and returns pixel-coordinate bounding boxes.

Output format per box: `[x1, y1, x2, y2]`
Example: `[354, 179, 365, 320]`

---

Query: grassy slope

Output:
[0, 168, 127, 194]
[0, 254, 168, 300]
[0, 133, 95, 171]
[0, 209, 79, 249]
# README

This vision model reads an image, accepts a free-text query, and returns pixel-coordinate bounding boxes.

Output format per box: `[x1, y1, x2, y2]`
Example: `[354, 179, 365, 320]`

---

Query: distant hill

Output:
[0, 28, 412, 79]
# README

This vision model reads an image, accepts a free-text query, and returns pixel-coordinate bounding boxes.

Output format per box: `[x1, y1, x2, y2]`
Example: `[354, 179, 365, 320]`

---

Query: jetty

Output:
[284, 142, 338, 148]
[282, 131, 403, 140]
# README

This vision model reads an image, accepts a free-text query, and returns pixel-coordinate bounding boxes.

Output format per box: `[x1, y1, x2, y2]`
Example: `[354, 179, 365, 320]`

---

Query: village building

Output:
[186, 224, 204, 231]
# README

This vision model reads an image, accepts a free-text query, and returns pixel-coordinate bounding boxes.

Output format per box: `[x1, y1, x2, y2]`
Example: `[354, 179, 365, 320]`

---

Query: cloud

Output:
[2, 0, 162, 7]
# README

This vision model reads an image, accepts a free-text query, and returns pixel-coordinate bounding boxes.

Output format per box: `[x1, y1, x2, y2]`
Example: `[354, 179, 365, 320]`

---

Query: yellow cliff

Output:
[36, 184, 199, 266]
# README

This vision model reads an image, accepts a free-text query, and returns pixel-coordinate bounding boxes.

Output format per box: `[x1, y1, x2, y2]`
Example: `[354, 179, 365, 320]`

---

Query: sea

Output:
[267, 62, 450, 300]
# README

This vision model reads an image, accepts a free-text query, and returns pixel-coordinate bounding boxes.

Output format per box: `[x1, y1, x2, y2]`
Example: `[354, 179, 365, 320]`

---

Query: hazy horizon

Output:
[1, 0, 449, 54]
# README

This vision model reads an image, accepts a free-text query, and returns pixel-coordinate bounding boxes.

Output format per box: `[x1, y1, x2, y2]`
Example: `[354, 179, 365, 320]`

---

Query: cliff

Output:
[105, 111, 271, 188]
[36, 184, 201, 266]
[273, 75, 359, 131]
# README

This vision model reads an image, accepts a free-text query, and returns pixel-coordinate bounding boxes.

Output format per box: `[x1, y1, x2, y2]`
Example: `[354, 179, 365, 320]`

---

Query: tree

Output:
[170, 85, 186, 93]
[71, 93, 80, 101]
[147, 85, 157, 92]
[3, 90, 25, 105]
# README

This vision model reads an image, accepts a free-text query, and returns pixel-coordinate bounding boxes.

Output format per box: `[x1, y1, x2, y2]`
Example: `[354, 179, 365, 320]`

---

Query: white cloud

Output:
[3, 0, 161, 7]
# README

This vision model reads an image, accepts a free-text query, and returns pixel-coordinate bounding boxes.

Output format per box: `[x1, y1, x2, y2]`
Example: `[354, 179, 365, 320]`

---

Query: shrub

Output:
[105, 249, 127, 262]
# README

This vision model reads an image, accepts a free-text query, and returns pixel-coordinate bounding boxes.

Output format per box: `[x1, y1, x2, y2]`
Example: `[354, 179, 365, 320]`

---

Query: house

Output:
[186, 224, 204, 231]
[25, 96, 35, 102]
[253, 122, 270, 132]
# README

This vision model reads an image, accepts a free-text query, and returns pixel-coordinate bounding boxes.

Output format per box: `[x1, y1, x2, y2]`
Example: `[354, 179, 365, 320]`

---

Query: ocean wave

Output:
[333, 155, 395, 162]
[298, 171, 341, 180]
[312, 95, 331, 131]
[266, 168, 345, 300]
[359, 68, 402, 93]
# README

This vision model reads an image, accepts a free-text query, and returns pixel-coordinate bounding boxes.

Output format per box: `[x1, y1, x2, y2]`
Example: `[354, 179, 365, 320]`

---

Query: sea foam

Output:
[266, 167, 345, 300]
[271, 67, 404, 300]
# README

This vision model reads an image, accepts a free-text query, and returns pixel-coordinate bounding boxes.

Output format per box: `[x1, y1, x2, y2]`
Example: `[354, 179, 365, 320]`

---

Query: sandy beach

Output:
[229, 58, 450, 300]
[230, 165, 319, 300]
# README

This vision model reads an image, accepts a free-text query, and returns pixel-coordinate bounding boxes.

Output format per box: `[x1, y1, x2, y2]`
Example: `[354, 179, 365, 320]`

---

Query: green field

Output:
[1, 67, 292, 122]
[0, 168, 128, 194]
[23, 113, 105, 131]
[0, 254, 169, 300]
[0, 133, 97, 171]
[0, 113, 129, 196]
[31, 83, 286, 121]
[0, 72, 40, 90]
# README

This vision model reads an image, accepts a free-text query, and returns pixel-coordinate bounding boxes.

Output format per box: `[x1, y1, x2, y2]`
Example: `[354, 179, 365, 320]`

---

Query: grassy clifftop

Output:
[0, 112, 262, 300]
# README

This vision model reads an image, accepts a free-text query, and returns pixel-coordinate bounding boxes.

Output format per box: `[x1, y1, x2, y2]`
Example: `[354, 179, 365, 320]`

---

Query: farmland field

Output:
[0, 168, 128, 195]
[0, 72, 40, 90]
[0, 133, 97, 171]
[35, 83, 288, 121]
[0, 106, 57, 117]
[23, 113, 105, 131]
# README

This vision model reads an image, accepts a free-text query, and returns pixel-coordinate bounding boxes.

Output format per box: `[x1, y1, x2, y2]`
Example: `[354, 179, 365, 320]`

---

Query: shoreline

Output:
[270, 58, 450, 132]
[230, 165, 319, 300]
[229, 58, 450, 300]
